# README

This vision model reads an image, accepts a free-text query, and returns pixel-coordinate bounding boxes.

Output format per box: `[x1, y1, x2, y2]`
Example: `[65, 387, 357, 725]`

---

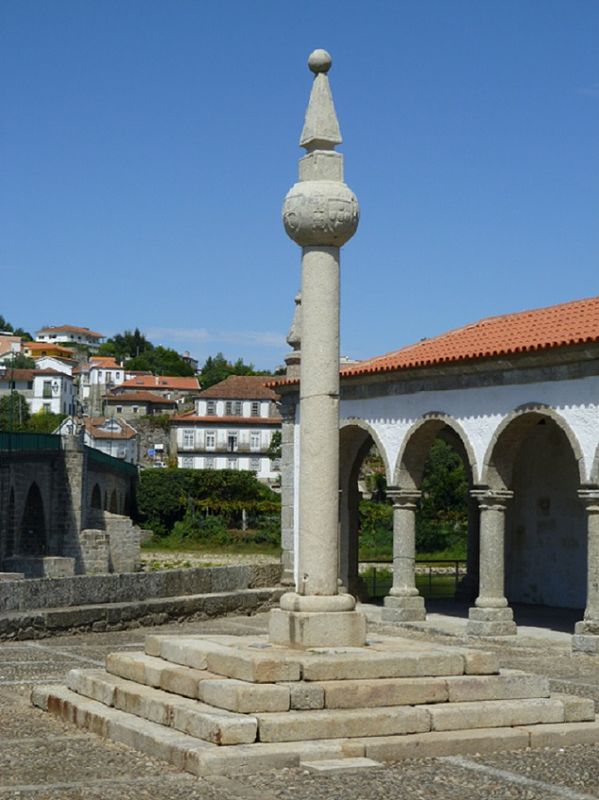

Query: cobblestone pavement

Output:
[1, 611, 599, 799]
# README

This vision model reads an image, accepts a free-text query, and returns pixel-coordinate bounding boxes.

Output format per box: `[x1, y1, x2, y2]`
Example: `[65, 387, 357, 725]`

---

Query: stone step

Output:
[106, 651, 292, 712]
[316, 670, 549, 709]
[253, 695, 579, 743]
[106, 651, 222, 698]
[144, 634, 493, 684]
[32, 683, 599, 776]
[66, 668, 257, 744]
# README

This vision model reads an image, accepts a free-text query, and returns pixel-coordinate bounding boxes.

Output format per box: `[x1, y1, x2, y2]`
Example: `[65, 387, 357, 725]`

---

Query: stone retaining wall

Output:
[0, 563, 282, 614]
[0, 587, 284, 640]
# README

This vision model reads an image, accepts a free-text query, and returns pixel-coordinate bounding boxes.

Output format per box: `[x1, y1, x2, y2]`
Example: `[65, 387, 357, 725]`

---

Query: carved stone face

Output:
[283, 180, 359, 247]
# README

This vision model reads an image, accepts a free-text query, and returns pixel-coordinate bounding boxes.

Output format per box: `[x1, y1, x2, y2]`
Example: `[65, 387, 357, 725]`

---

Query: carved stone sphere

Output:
[308, 49, 332, 74]
[282, 180, 359, 247]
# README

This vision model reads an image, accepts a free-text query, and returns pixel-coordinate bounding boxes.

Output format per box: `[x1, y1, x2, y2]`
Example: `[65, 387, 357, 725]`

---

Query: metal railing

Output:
[360, 558, 467, 600]
[0, 431, 62, 452]
[85, 445, 138, 477]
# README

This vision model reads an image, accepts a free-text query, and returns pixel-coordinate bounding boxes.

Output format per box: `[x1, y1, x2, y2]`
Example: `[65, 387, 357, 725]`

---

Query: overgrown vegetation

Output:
[136, 468, 281, 548]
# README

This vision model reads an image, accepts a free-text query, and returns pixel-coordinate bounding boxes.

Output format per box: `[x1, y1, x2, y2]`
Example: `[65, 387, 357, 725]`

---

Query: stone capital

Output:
[386, 488, 421, 509]
[578, 488, 599, 513]
[470, 488, 513, 510]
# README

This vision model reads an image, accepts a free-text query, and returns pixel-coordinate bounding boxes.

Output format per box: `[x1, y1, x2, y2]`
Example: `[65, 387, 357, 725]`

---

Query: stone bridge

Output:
[0, 432, 140, 577]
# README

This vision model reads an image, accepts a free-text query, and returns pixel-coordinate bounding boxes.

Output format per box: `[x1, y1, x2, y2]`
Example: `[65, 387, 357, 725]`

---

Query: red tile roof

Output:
[37, 325, 104, 338]
[119, 375, 200, 392]
[274, 295, 599, 386]
[84, 417, 137, 440]
[90, 357, 121, 369]
[104, 391, 176, 405]
[198, 375, 278, 400]
[342, 295, 599, 379]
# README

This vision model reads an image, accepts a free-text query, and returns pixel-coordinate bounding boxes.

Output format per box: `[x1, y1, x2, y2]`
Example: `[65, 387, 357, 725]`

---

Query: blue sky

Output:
[2, 1, 598, 370]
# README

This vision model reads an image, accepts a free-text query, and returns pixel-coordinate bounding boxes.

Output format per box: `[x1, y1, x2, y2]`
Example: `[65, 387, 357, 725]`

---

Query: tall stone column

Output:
[382, 489, 426, 622]
[467, 489, 516, 636]
[279, 396, 297, 586]
[269, 49, 366, 648]
[573, 489, 599, 654]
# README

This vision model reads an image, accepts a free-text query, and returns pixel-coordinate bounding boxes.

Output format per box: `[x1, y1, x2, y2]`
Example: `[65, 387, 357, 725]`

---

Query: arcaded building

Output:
[277, 294, 599, 651]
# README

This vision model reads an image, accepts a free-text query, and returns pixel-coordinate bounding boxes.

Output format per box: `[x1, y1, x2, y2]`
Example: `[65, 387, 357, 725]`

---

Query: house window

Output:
[183, 429, 195, 449]
[43, 380, 52, 398]
[206, 432, 216, 450]
[204, 456, 215, 469]
[207, 400, 216, 415]
[106, 371, 112, 383]
[132, 406, 139, 414]
[27, 381, 33, 390]
[234, 400, 242, 416]
[250, 432, 260, 451]
[116, 406, 123, 414]
[251, 401, 260, 417]
[227, 457, 238, 470]
[250, 457, 260, 472]
[182, 456, 194, 468]
[227, 432, 238, 452]
[43, 403, 51, 412]
[225, 401, 232, 415]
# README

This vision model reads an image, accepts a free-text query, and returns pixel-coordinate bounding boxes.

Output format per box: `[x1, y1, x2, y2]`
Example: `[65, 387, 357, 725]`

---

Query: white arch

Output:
[392, 411, 479, 488]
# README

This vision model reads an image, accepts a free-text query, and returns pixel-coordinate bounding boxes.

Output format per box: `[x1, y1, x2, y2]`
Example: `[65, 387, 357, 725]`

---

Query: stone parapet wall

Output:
[0, 587, 283, 641]
[3, 556, 76, 579]
[0, 562, 281, 614]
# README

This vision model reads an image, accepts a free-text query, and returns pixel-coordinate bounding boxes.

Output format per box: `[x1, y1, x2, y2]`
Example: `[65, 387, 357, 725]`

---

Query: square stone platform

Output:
[32, 632, 599, 775]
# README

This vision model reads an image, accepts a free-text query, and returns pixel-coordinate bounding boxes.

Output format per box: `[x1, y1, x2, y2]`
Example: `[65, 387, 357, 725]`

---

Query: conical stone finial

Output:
[282, 49, 359, 249]
[300, 49, 342, 151]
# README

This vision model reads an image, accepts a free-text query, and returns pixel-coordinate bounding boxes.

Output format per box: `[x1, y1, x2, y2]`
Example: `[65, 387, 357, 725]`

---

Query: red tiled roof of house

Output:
[119, 375, 200, 392]
[90, 356, 121, 369]
[25, 342, 74, 355]
[84, 417, 137, 440]
[37, 325, 104, 339]
[170, 414, 282, 425]
[198, 375, 278, 400]
[0, 335, 22, 357]
[273, 295, 599, 386]
[0, 368, 34, 381]
[104, 391, 176, 405]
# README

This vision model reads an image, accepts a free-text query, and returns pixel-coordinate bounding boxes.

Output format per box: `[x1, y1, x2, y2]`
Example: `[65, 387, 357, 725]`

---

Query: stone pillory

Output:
[269, 49, 365, 648]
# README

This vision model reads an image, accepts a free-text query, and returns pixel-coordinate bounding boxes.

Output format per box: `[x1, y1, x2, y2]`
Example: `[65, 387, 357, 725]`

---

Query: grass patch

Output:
[141, 533, 280, 558]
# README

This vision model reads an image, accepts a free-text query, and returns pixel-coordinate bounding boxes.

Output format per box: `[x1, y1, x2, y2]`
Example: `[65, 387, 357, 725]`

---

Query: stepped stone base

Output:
[382, 595, 426, 623]
[32, 632, 599, 775]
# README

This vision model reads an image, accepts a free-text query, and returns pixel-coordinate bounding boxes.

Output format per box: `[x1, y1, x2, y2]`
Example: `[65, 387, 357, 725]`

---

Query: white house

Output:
[56, 416, 139, 464]
[34, 356, 76, 376]
[30, 370, 76, 416]
[77, 356, 125, 415]
[36, 324, 104, 351]
[170, 375, 281, 482]
[0, 367, 75, 417]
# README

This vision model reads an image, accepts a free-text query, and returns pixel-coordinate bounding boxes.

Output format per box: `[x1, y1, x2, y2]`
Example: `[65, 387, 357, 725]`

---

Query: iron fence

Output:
[360, 558, 467, 600]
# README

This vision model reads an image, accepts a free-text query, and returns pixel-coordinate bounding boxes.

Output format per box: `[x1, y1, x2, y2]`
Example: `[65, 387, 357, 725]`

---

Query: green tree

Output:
[267, 431, 282, 461]
[10, 354, 35, 369]
[199, 352, 268, 388]
[125, 346, 195, 377]
[26, 410, 66, 433]
[416, 438, 469, 552]
[0, 391, 31, 431]
[99, 328, 153, 360]
[0, 314, 33, 341]
[135, 468, 279, 536]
